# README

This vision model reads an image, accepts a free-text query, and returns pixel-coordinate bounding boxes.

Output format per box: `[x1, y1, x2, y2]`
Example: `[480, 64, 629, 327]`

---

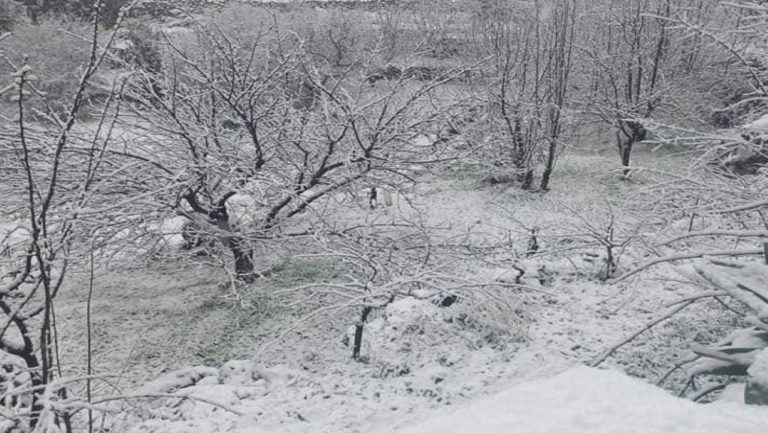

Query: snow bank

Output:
[397, 366, 768, 433]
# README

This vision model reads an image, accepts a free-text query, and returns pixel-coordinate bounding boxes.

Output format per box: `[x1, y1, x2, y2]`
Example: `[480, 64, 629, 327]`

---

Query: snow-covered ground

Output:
[398, 366, 768, 433]
[51, 150, 768, 432]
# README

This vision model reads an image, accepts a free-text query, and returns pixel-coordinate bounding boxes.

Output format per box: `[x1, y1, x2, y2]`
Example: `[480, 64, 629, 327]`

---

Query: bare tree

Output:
[539, 0, 576, 191]
[611, 0, 768, 280]
[119, 18, 471, 282]
[0, 3, 130, 430]
[582, 0, 673, 178]
[669, 0, 768, 126]
[476, 0, 576, 190]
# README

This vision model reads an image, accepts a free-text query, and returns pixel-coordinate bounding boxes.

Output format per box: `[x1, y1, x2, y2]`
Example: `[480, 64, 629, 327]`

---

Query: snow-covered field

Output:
[48, 149, 768, 432]
[4, 0, 768, 431]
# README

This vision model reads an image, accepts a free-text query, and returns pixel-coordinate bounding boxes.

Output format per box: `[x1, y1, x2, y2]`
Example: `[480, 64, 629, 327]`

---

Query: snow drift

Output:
[397, 366, 768, 433]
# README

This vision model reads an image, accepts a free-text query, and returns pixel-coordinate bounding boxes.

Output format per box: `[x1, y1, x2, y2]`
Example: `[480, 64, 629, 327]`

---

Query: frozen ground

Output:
[53, 150, 765, 432]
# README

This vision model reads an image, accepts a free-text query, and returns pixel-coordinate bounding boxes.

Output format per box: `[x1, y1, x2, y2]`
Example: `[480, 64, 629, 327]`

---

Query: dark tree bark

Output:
[352, 306, 373, 361]
[617, 120, 646, 178]
[540, 138, 557, 190]
[210, 211, 255, 282]
[230, 238, 255, 282]
[510, 117, 534, 190]
[0, 300, 44, 428]
[184, 193, 256, 283]
[619, 136, 633, 178]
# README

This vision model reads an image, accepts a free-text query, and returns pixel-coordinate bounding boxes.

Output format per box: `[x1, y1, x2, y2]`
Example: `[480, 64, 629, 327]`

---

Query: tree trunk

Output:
[512, 117, 532, 189]
[513, 144, 534, 190]
[617, 127, 634, 179]
[230, 238, 255, 282]
[540, 138, 557, 191]
[352, 305, 373, 361]
[619, 141, 632, 178]
[184, 193, 257, 283]
[520, 168, 534, 190]
[209, 208, 255, 283]
[618, 121, 646, 179]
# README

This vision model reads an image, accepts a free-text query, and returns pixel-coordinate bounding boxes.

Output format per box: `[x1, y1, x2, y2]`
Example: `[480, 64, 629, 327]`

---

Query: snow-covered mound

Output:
[397, 366, 768, 433]
[743, 113, 768, 133]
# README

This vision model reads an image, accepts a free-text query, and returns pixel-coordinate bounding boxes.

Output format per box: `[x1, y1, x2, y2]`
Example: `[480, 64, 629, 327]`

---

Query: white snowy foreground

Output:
[125, 365, 768, 433]
[399, 366, 768, 433]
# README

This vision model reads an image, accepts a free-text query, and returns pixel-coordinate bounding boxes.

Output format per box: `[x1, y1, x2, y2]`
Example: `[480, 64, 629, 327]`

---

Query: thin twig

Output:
[591, 300, 695, 367]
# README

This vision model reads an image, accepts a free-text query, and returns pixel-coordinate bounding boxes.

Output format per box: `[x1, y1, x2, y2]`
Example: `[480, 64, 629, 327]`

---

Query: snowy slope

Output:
[397, 366, 768, 433]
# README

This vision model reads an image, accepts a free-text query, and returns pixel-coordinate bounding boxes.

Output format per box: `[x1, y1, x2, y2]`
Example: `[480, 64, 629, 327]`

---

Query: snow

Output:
[0, 221, 30, 261]
[122, 366, 768, 433]
[227, 193, 263, 227]
[156, 216, 188, 251]
[384, 296, 441, 324]
[749, 348, 768, 388]
[692, 260, 768, 319]
[53, 151, 760, 433]
[722, 383, 747, 404]
[397, 366, 768, 433]
[137, 366, 218, 394]
[687, 326, 768, 377]
[413, 134, 436, 147]
[744, 114, 768, 132]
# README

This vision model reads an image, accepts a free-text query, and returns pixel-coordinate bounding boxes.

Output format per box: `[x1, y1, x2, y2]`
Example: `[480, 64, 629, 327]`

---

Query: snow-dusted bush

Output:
[343, 297, 526, 371]
[685, 259, 768, 404]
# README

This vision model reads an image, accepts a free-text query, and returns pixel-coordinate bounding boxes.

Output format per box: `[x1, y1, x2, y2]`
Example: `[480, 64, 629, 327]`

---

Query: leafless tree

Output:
[582, 0, 673, 178]
[0, 3, 132, 431]
[476, 0, 576, 190]
[117, 18, 473, 283]
[539, 0, 576, 191]
[611, 0, 768, 280]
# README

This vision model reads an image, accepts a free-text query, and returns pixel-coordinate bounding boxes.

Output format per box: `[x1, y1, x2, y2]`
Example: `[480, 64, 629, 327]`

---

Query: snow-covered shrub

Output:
[685, 259, 768, 404]
[711, 114, 768, 175]
[344, 297, 526, 372]
[343, 297, 445, 365]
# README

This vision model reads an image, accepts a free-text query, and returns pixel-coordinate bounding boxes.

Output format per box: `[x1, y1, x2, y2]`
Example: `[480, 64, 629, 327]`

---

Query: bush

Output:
[685, 259, 768, 404]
